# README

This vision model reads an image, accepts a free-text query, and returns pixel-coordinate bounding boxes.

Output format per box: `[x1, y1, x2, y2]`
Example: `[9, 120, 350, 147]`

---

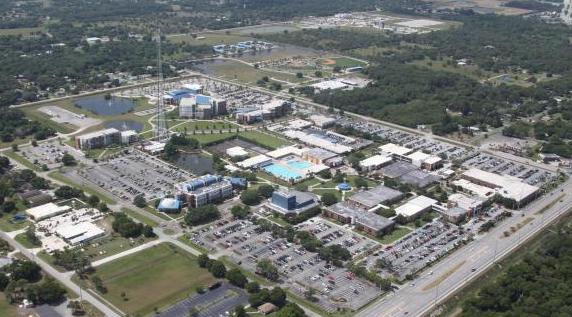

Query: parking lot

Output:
[337, 118, 470, 161]
[295, 218, 380, 259]
[463, 153, 557, 186]
[157, 283, 248, 317]
[362, 220, 468, 280]
[19, 140, 86, 169]
[188, 217, 382, 312]
[76, 150, 192, 202]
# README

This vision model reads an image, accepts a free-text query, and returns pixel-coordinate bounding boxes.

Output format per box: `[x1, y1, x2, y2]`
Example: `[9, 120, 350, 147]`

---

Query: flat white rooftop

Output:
[379, 143, 414, 156]
[396, 195, 438, 218]
[26, 203, 71, 221]
[237, 154, 272, 168]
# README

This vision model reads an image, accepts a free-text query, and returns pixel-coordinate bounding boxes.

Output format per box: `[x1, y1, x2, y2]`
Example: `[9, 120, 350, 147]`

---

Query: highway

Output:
[357, 179, 572, 317]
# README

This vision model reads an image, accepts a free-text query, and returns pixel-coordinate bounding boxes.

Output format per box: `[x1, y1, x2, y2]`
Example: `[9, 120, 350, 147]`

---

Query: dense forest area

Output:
[461, 218, 572, 316]
[262, 14, 572, 132]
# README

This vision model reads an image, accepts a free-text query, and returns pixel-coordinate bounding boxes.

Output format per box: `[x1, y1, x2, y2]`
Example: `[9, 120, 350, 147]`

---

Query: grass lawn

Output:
[311, 188, 343, 201]
[88, 243, 216, 316]
[14, 232, 40, 249]
[0, 27, 43, 37]
[0, 215, 29, 232]
[192, 132, 238, 145]
[210, 60, 304, 85]
[0, 293, 18, 317]
[169, 120, 238, 133]
[121, 208, 159, 227]
[376, 226, 412, 245]
[323, 57, 367, 68]
[143, 206, 173, 221]
[82, 234, 157, 262]
[168, 32, 252, 46]
[237, 130, 290, 150]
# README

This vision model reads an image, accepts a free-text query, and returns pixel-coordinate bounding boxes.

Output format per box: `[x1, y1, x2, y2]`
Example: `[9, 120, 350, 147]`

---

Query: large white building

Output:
[455, 168, 540, 205]
[76, 128, 120, 150]
[359, 155, 393, 171]
[395, 195, 438, 219]
[26, 203, 72, 221]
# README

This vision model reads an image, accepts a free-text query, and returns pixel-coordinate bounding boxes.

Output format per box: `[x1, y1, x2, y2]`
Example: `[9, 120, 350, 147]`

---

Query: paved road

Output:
[0, 231, 122, 317]
[357, 180, 572, 317]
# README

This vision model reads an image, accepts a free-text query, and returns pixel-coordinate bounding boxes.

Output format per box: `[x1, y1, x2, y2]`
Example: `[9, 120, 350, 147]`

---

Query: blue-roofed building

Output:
[196, 94, 211, 105]
[229, 177, 248, 189]
[264, 190, 319, 216]
[157, 198, 182, 213]
[175, 174, 233, 208]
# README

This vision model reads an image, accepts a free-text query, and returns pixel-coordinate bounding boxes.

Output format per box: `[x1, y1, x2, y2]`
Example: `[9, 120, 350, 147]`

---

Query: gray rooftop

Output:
[348, 185, 404, 208]
[327, 202, 394, 231]
[399, 169, 439, 188]
[382, 161, 417, 178]
[305, 148, 337, 160]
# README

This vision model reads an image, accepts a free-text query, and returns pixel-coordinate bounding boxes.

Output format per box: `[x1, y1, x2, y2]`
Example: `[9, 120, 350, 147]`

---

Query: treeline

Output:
[462, 217, 572, 316]
[410, 14, 572, 74]
[504, 0, 561, 11]
[0, 109, 56, 141]
[313, 62, 509, 128]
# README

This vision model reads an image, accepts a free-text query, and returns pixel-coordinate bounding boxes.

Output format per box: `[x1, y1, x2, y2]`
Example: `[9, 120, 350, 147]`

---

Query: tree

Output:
[270, 287, 287, 307]
[34, 277, 67, 304]
[198, 253, 210, 268]
[314, 71, 323, 78]
[234, 305, 247, 317]
[276, 303, 306, 317]
[320, 192, 338, 206]
[0, 273, 9, 291]
[7, 260, 42, 282]
[256, 259, 279, 281]
[240, 189, 260, 205]
[226, 268, 248, 288]
[353, 177, 369, 189]
[133, 195, 147, 208]
[61, 153, 77, 166]
[142, 225, 155, 238]
[25, 225, 42, 246]
[208, 260, 227, 278]
[91, 275, 107, 294]
[185, 204, 220, 226]
[231, 205, 250, 219]
[249, 288, 270, 307]
[87, 195, 100, 207]
[296, 72, 304, 78]
[257, 184, 275, 199]
[245, 281, 260, 294]
[54, 186, 84, 199]
[112, 213, 143, 238]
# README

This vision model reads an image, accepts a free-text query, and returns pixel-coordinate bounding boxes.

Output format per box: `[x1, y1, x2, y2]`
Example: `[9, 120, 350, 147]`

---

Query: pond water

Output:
[75, 95, 136, 116]
[173, 153, 214, 175]
[104, 120, 144, 132]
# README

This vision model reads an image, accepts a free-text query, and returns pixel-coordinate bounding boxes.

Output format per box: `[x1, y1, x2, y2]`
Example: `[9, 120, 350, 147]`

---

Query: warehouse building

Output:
[323, 202, 395, 236]
[26, 203, 72, 221]
[264, 190, 319, 216]
[55, 222, 105, 246]
[303, 148, 338, 165]
[237, 154, 272, 169]
[175, 175, 233, 208]
[379, 143, 414, 160]
[347, 185, 404, 210]
[458, 168, 540, 205]
[359, 155, 393, 171]
[395, 195, 438, 220]
[309, 114, 336, 128]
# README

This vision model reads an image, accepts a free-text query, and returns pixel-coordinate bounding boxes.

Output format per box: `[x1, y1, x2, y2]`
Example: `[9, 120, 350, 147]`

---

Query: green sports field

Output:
[91, 243, 216, 316]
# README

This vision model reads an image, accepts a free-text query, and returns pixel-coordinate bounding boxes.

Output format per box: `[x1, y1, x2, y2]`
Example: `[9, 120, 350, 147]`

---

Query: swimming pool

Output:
[286, 160, 312, 169]
[264, 164, 304, 181]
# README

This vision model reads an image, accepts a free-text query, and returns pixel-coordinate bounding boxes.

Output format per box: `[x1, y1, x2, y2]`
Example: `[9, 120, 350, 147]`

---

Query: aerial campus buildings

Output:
[175, 174, 233, 208]
[453, 168, 540, 205]
[25, 201, 106, 250]
[75, 128, 139, 150]
[264, 190, 320, 216]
